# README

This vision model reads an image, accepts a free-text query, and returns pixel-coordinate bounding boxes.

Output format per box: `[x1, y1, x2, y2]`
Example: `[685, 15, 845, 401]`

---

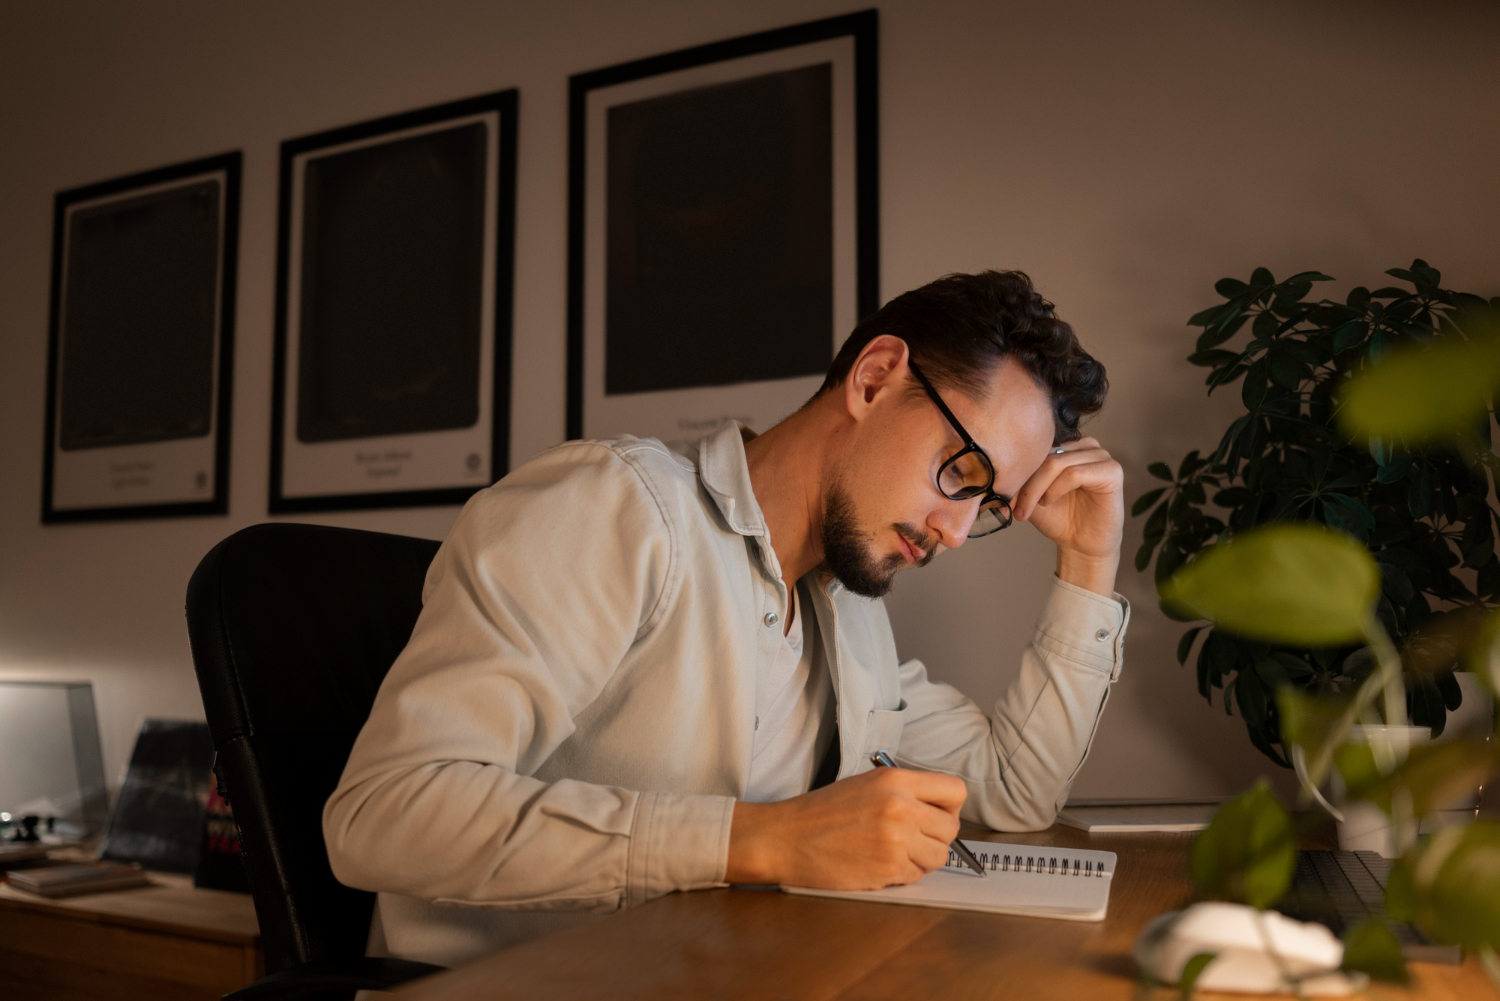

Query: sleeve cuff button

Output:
[1095, 628, 1111, 642]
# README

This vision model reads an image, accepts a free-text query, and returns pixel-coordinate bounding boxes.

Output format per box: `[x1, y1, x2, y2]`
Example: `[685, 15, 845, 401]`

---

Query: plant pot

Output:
[1333, 725, 1430, 857]
[1421, 672, 1495, 831]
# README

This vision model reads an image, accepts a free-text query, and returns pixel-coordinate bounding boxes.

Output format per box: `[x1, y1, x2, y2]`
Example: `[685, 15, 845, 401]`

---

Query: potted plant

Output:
[1133, 261, 1500, 764]
[1139, 321, 1500, 991]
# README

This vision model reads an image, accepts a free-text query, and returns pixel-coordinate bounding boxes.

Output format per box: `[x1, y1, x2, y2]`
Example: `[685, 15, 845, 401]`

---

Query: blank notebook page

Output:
[782, 840, 1118, 922]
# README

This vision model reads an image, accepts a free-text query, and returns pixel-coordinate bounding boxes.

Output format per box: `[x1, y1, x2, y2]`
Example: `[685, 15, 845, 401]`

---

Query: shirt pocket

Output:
[861, 700, 909, 762]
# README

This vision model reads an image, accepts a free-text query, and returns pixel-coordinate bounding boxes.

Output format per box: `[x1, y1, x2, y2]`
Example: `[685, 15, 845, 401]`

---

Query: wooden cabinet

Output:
[0, 870, 262, 1000]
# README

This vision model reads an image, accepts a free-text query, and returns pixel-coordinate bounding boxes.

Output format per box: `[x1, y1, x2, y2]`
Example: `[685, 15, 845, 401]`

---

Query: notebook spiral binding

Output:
[944, 849, 1107, 877]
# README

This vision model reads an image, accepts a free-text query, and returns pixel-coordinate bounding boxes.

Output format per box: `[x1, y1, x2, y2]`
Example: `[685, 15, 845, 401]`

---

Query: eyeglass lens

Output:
[937, 450, 1012, 538]
[937, 449, 993, 500]
[968, 501, 1011, 538]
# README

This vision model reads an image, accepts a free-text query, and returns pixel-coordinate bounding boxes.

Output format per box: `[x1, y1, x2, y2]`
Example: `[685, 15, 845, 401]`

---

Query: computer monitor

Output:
[0, 681, 109, 838]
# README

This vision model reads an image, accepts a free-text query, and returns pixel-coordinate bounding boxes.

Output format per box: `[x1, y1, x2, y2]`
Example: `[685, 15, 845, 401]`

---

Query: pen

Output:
[870, 750, 987, 877]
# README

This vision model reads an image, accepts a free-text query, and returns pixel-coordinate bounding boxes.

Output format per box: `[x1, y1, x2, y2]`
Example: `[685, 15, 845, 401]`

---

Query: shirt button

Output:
[764, 612, 780, 627]
[1095, 628, 1111, 642]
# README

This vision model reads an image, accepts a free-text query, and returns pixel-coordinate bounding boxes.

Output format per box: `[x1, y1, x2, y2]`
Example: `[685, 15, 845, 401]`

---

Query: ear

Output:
[842, 335, 911, 421]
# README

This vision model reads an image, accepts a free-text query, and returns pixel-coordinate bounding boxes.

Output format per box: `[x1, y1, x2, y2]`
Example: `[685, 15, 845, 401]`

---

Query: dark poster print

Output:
[605, 63, 833, 396]
[60, 181, 220, 451]
[297, 123, 487, 443]
[42, 152, 240, 523]
[270, 90, 517, 513]
[569, 10, 878, 445]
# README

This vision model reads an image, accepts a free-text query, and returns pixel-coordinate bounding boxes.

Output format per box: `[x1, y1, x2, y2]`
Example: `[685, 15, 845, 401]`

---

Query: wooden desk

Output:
[0, 870, 262, 1000]
[393, 826, 1491, 1000]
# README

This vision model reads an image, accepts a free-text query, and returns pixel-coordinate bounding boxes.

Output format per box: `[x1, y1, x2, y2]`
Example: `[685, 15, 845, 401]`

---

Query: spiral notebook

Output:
[783, 840, 1118, 921]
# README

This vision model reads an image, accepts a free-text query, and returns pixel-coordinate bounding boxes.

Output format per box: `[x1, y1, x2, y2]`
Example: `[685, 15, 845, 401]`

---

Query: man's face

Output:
[821, 356, 1056, 597]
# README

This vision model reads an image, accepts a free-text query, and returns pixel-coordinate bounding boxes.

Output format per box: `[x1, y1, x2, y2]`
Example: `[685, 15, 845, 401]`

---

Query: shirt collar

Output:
[696, 421, 767, 538]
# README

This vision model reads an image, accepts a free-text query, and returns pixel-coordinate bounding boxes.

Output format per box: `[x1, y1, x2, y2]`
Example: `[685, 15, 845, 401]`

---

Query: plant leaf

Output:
[1149, 462, 1175, 481]
[1462, 609, 1500, 695]
[1332, 319, 1368, 354]
[1341, 918, 1408, 982]
[1341, 739, 1500, 821]
[1177, 626, 1206, 666]
[1338, 332, 1500, 444]
[1189, 349, 1240, 368]
[1325, 493, 1377, 530]
[1281, 688, 1356, 789]
[1189, 779, 1295, 909]
[1132, 487, 1168, 517]
[1159, 524, 1381, 647]
[1143, 502, 1170, 546]
[1241, 359, 1269, 411]
[1390, 822, 1500, 950]
[1178, 952, 1218, 997]
[1190, 302, 1233, 327]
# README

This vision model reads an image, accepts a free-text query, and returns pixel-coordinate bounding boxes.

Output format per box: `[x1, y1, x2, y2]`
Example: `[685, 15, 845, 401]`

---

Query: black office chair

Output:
[186, 523, 447, 1000]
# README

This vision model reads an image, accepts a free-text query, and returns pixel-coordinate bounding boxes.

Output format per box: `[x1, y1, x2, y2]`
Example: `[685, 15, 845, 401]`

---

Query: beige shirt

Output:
[743, 584, 836, 803]
[323, 423, 1131, 966]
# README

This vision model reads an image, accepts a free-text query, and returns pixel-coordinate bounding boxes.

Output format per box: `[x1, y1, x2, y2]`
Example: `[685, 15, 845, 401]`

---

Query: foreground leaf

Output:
[1281, 688, 1356, 790]
[1159, 524, 1380, 647]
[1338, 739, 1500, 821]
[1338, 334, 1500, 444]
[1178, 951, 1217, 997]
[1389, 822, 1500, 950]
[1403, 609, 1486, 680]
[1341, 918, 1408, 982]
[1190, 780, 1295, 909]
[1464, 608, 1500, 698]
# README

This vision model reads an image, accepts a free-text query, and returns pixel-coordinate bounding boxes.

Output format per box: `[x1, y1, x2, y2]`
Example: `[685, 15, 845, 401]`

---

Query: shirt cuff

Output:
[626, 791, 735, 906]
[1034, 575, 1131, 681]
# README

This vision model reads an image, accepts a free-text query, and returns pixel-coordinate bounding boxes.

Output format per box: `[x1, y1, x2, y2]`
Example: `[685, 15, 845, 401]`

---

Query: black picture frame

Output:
[567, 9, 879, 442]
[41, 152, 241, 524]
[270, 89, 518, 514]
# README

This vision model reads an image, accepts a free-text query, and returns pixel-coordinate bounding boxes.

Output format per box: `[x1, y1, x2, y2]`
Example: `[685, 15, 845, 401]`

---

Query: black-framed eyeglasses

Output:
[908, 361, 1014, 538]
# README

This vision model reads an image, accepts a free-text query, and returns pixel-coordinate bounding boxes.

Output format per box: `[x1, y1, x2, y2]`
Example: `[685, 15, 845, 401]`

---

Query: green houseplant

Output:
[1134, 261, 1500, 764]
[1141, 319, 1500, 992]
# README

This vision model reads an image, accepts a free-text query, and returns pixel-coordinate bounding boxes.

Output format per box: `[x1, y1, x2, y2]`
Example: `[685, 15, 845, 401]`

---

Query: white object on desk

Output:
[783, 840, 1117, 920]
[1134, 901, 1366, 996]
[1057, 803, 1219, 833]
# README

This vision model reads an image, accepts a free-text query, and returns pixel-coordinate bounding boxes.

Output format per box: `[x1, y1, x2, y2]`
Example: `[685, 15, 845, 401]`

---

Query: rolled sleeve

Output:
[894, 576, 1131, 831]
[627, 792, 735, 906]
[1035, 577, 1131, 681]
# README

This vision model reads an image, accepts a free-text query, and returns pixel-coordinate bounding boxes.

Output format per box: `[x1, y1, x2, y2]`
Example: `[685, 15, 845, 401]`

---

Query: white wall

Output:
[2, 0, 1498, 802]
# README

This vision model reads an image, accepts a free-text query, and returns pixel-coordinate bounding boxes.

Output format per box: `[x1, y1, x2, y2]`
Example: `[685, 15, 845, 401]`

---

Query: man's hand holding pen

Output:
[725, 765, 967, 889]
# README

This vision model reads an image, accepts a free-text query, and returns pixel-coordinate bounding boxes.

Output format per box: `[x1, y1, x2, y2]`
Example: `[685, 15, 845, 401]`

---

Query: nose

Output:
[928, 498, 978, 550]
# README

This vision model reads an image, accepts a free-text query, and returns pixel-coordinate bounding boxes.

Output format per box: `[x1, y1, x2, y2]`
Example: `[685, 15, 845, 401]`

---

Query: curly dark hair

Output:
[815, 270, 1108, 443]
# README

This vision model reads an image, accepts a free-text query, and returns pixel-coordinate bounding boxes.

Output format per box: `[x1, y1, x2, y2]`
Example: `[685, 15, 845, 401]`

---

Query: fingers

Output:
[907, 831, 954, 876]
[1013, 441, 1120, 521]
[915, 799, 962, 845]
[875, 766, 968, 814]
[1033, 459, 1121, 513]
[744, 768, 971, 889]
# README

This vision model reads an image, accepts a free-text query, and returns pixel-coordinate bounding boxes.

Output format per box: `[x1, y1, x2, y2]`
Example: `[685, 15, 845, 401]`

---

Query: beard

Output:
[820, 484, 933, 599]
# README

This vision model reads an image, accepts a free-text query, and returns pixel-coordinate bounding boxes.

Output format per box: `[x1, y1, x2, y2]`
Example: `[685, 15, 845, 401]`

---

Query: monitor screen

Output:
[0, 681, 109, 838]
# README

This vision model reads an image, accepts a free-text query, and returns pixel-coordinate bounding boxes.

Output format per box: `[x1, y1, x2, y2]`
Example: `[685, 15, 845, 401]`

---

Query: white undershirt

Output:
[743, 584, 836, 803]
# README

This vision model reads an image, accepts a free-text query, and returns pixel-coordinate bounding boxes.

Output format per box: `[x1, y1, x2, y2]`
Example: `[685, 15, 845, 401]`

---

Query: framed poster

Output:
[42, 152, 241, 523]
[270, 90, 517, 513]
[568, 9, 878, 442]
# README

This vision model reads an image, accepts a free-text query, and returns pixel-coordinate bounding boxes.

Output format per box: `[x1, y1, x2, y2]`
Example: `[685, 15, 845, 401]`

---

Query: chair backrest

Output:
[186, 523, 440, 973]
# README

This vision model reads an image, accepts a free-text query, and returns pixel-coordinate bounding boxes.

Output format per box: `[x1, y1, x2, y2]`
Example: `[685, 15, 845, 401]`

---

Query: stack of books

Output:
[6, 861, 151, 898]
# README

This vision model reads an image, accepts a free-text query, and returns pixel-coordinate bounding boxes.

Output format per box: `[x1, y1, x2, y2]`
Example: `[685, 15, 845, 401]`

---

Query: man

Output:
[324, 270, 1128, 966]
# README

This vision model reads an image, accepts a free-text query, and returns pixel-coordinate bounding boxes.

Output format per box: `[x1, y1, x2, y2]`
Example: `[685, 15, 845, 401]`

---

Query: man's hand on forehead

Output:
[1011, 436, 1125, 597]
